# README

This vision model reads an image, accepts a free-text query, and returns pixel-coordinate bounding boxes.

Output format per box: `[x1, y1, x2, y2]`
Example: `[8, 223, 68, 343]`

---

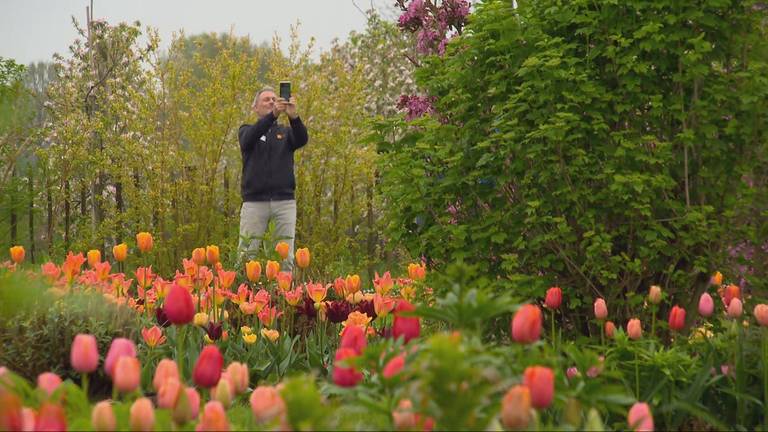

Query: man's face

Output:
[254, 90, 277, 117]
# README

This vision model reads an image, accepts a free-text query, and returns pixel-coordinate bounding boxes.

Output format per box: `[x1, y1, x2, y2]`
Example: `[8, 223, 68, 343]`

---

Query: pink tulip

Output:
[544, 287, 562, 309]
[727, 298, 743, 318]
[91, 401, 116, 431]
[198, 401, 230, 431]
[36, 372, 62, 397]
[35, 403, 67, 431]
[70, 334, 99, 373]
[627, 402, 654, 431]
[340, 324, 367, 355]
[594, 298, 608, 320]
[698, 293, 714, 317]
[566, 367, 580, 380]
[383, 354, 406, 379]
[157, 377, 182, 409]
[754, 304, 768, 327]
[104, 338, 136, 378]
[250, 386, 286, 423]
[226, 362, 249, 394]
[113, 356, 141, 393]
[129, 398, 155, 432]
[523, 366, 555, 409]
[153, 358, 180, 391]
[627, 318, 642, 340]
[333, 348, 363, 387]
[605, 321, 617, 338]
[511, 304, 543, 344]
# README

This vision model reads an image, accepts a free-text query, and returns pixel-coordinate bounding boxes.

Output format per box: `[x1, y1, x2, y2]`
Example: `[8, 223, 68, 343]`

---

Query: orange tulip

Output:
[307, 282, 328, 304]
[501, 385, 532, 430]
[275, 242, 290, 260]
[266, 260, 280, 281]
[345, 274, 361, 295]
[70, 333, 99, 373]
[723, 284, 741, 307]
[250, 385, 286, 423]
[141, 326, 166, 348]
[374, 271, 394, 296]
[129, 398, 155, 432]
[9, 245, 24, 264]
[511, 304, 543, 344]
[136, 232, 153, 253]
[283, 286, 303, 306]
[87, 249, 101, 268]
[710, 271, 723, 286]
[206, 245, 220, 265]
[407, 262, 426, 280]
[112, 243, 128, 262]
[604, 321, 617, 339]
[261, 328, 280, 342]
[246, 260, 262, 282]
[217, 269, 236, 290]
[333, 277, 347, 297]
[134, 266, 155, 289]
[627, 318, 643, 340]
[374, 294, 396, 318]
[295, 247, 310, 268]
[277, 271, 293, 291]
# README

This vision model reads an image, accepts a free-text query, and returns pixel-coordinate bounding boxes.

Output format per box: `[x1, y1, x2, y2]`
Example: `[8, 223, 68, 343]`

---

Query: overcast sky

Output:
[1, 0, 397, 65]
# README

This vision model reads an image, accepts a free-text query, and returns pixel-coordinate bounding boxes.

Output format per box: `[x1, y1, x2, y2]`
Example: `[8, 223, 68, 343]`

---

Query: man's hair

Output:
[252, 86, 275, 107]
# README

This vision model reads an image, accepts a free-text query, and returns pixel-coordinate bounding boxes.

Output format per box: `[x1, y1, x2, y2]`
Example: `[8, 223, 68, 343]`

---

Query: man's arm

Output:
[239, 112, 277, 151]
[288, 116, 309, 151]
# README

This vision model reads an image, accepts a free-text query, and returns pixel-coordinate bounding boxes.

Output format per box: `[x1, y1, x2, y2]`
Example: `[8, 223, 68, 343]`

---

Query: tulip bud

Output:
[157, 377, 182, 409]
[627, 402, 654, 431]
[340, 325, 367, 355]
[627, 318, 643, 340]
[193, 345, 224, 388]
[91, 401, 117, 431]
[129, 398, 155, 432]
[295, 247, 310, 268]
[35, 403, 67, 431]
[9, 245, 25, 264]
[172, 387, 200, 425]
[266, 260, 280, 280]
[723, 284, 740, 307]
[523, 366, 555, 409]
[501, 385, 532, 430]
[594, 298, 608, 320]
[198, 401, 230, 431]
[392, 300, 420, 343]
[164, 283, 195, 325]
[214, 377, 233, 408]
[136, 232, 153, 253]
[648, 285, 662, 305]
[710, 271, 723, 286]
[727, 298, 743, 318]
[103, 338, 137, 378]
[112, 243, 128, 262]
[245, 260, 262, 282]
[205, 245, 220, 265]
[698, 293, 715, 317]
[544, 286, 562, 309]
[604, 320, 616, 338]
[668, 305, 686, 331]
[113, 356, 141, 393]
[250, 386, 286, 423]
[87, 249, 101, 268]
[226, 362, 249, 394]
[152, 358, 179, 391]
[383, 354, 406, 379]
[333, 348, 363, 387]
[511, 304, 543, 344]
[754, 304, 768, 327]
[275, 242, 290, 260]
[70, 334, 99, 374]
[37, 372, 63, 397]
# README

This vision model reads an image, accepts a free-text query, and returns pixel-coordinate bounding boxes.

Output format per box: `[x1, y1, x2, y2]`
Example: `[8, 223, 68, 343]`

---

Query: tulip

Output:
[307, 281, 328, 304]
[333, 347, 363, 387]
[226, 362, 249, 394]
[205, 245, 220, 265]
[345, 274, 361, 295]
[87, 249, 101, 268]
[605, 321, 616, 338]
[91, 401, 116, 431]
[70, 334, 99, 373]
[374, 293, 396, 318]
[501, 385, 532, 430]
[153, 358, 180, 391]
[566, 367, 580, 380]
[35, 403, 67, 431]
[333, 277, 347, 297]
[340, 325, 367, 355]
[0, 393, 23, 431]
[113, 356, 141, 393]
[37, 372, 62, 397]
[261, 328, 280, 342]
[374, 271, 394, 296]
[276, 271, 293, 291]
[724, 284, 740, 307]
[594, 298, 608, 320]
[258, 305, 281, 328]
[711, 271, 723, 286]
[112, 243, 128, 262]
[9, 245, 25, 264]
[383, 354, 406, 379]
[250, 385, 286, 423]
[284, 286, 302, 306]
[668, 306, 686, 331]
[274, 242, 290, 260]
[627, 402, 654, 431]
[392, 300, 420, 343]
[523, 366, 555, 409]
[164, 283, 195, 325]
[189, 247, 205, 266]
[217, 269, 236, 290]
[213, 378, 233, 408]
[136, 232, 153, 253]
[194, 311, 209, 327]
[21, 407, 35, 431]
[41, 262, 61, 282]
[727, 298, 743, 318]
[193, 345, 224, 388]
[246, 260, 262, 282]
[627, 318, 642, 340]
[243, 333, 258, 344]
[142, 326, 166, 348]
[544, 286, 562, 309]
[511, 304, 543, 344]
[265, 260, 280, 280]
[153, 376, 181, 409]
[198, 401, 229, 431]
[407, 263, 426, 280]
[648, 285, 662, 305]
[698, 293, 714, 317]
[104, 338, 137, 378]
[173, 387, 200, 425]
[295, 247, 310, 268]
[129, 398, 155, 432]
[754, 304, 768, 327]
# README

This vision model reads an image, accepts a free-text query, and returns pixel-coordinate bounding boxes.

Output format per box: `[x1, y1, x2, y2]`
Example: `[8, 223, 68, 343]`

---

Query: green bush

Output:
[0, 270, 141, 397]
[374, 0, 768, 323]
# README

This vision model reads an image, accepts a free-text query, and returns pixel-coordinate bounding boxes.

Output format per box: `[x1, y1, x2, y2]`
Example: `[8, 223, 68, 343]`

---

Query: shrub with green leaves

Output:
[374, 0, 768, 323]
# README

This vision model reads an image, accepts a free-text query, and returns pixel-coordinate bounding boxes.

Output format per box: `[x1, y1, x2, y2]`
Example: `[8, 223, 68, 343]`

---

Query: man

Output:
[238, 86, 309, 271]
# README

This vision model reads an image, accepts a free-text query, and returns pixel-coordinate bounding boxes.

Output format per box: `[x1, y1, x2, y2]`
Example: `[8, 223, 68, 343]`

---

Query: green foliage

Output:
[375, 0, 768, 320]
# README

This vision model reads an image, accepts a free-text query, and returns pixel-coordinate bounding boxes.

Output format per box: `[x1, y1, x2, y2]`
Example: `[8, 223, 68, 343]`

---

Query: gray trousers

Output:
[238, 200, 296, 271]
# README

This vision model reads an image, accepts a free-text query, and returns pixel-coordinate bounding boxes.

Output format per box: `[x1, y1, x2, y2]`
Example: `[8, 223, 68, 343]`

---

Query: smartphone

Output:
[279, 81, 291, 101]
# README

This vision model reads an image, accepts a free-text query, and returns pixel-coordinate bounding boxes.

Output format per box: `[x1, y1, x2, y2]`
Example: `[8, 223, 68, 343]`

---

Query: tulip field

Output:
[2, 234, 768, 431]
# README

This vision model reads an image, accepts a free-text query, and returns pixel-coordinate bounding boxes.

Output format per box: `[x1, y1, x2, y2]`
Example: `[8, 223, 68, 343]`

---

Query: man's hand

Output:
[272, 98, 287, 117]
[285, 97, 299, 119]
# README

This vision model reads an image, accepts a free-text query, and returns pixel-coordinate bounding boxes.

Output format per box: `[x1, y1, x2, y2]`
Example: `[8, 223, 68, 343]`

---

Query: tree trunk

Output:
[10, 167, 17, 245]
[47, 171, 53, 255]
[65, 180, 71, 250]
[28, 166, 35, 264]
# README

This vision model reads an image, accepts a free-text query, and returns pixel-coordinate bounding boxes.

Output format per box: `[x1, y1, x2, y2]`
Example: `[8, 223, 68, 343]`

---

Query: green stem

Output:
[635, 349, 640, 399]
[600, 320, 605, 346]
[763, 328, 768, 429]
[735, 321, 745, 421]
[651, 308, 656, 340]
[177, 325, 186, 382]
[81, 373, 89, 399]
[550, 309, 556, 349]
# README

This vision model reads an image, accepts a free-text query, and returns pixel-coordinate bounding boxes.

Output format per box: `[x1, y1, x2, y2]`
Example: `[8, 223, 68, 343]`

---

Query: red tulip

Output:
[193, 345, 224, 388]
[523, 366, 555, 409]
[383, 354, 406, 379]
[104, 338, 137, 378]
[333, 348, 363, 387]
[723, 284, 740, 307]
[35, 403, 67, 431]
[668, 306, 686, 331]
[392, 300, 420, 343]
[698, 293, 714, 317]
[627, 402, 654, 431]
[511, 304, 543, 344]
[164, 283, 195, 325]
[594, 298, 608, 320]
[544, 287, 562, 309]
[340, 324, 367, 355]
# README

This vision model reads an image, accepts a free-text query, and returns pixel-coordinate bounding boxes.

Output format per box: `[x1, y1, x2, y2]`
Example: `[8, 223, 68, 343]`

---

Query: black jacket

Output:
[239, 113, 309, 201]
